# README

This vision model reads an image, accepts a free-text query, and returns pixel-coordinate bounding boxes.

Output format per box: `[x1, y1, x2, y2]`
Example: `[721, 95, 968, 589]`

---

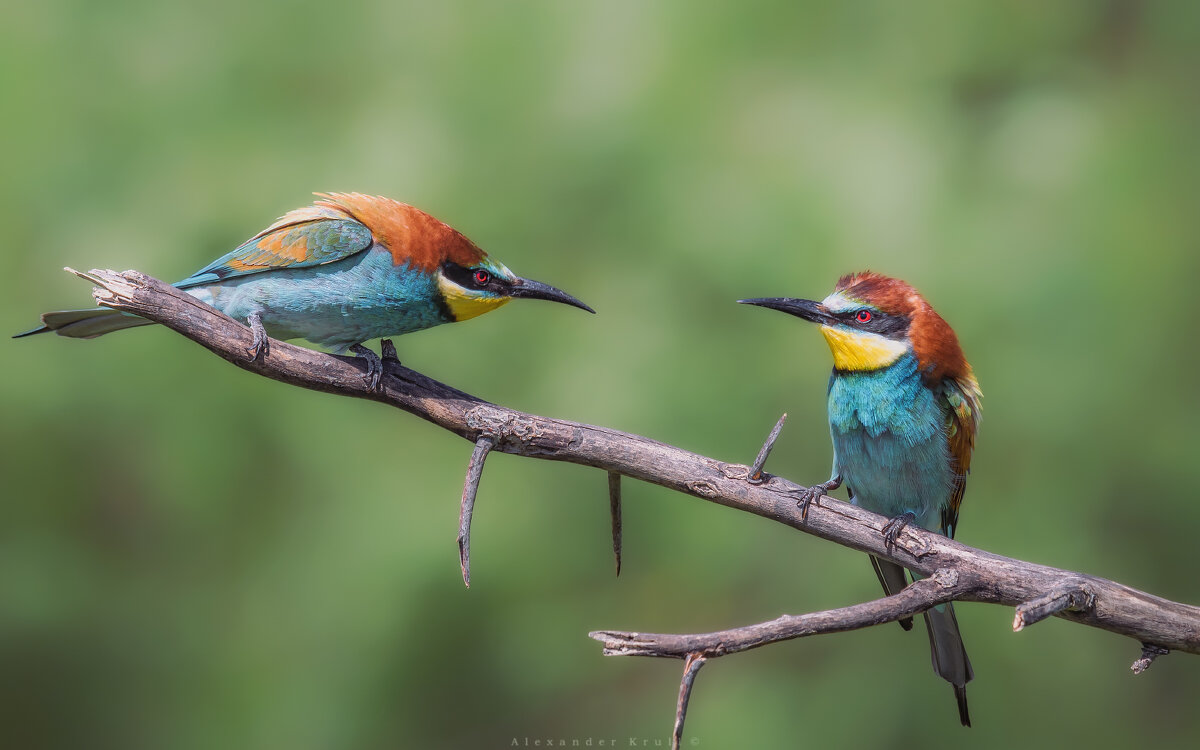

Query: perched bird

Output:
[740, 271, 981, 727]
[17, 193, 594, 387]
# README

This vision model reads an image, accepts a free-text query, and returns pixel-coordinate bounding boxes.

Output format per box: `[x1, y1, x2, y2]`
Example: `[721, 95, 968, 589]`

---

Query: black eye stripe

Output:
[442, 262, 501, 291]
[837, 309, 909, 337]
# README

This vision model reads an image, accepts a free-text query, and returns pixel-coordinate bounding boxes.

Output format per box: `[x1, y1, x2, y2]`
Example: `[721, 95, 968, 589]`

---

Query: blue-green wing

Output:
[176, 208, 373, 288]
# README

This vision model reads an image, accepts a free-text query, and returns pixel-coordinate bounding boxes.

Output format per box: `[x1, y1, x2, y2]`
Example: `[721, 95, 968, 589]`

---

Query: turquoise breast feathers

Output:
[828, 353, 954, 531]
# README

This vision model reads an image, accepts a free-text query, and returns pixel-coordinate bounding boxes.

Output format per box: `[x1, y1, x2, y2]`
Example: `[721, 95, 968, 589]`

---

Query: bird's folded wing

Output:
[175, 206, 373, 288]
[940, 372, 982, 538]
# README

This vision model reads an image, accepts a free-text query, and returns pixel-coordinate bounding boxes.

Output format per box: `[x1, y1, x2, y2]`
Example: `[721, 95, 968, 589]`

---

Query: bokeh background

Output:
[3, 1, 1199, 747]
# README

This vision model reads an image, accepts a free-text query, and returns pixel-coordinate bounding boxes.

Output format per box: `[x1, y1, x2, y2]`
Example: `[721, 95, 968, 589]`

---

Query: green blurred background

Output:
[3, 1, 1199, 747]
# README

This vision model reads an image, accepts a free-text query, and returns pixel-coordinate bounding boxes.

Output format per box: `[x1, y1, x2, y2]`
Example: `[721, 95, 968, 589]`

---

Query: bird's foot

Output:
[794, 475, 841, 521]
[380, 338, 401, 365]
[350, 344, 384, 391]
[246, 311, 269, 362]
[882, 511, 917, 553]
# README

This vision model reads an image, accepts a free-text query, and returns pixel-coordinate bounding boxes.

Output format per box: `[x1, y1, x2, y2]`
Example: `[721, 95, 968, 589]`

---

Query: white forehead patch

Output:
[486, 257, 516, 281]
[821, 291, 857, 313]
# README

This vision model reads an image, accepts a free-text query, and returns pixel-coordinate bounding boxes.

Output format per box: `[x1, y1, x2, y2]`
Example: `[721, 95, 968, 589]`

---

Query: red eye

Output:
[855, 310, 873, 323]
[473, 270, 490, 285]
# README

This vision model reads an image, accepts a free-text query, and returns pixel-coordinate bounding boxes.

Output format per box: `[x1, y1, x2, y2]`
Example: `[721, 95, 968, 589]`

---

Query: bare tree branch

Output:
[67, 269, 1200, 735]
[590, 570, 971, 741]
[591, 568, 967, 659]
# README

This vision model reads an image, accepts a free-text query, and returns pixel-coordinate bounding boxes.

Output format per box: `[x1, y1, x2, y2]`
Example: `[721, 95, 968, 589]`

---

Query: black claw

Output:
[795, 488, 820, 520]
[882, 511, 917, 553]
[246, 332, 269, 362]
[364, 362, 381, 390]
[246, 340, 268, 362]
[794, 476, 841, 521]
[246, 312, 270, 362]
[350, 344, 384, 391]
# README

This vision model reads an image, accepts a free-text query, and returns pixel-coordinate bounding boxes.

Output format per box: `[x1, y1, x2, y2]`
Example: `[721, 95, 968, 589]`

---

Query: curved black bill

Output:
[510, 277, 595, 314]
[737, 297, 834, 326]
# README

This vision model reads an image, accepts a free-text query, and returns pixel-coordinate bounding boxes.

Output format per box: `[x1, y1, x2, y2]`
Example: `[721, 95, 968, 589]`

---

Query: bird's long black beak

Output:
[509, 277, 595, 314]
[738, 297, 835, 325]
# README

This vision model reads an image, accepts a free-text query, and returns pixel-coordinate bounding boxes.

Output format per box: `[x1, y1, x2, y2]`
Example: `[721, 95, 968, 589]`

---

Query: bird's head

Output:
[435, 254, 594, 322]
[313, 193, 594, 323]
[740, 271, 967, 379]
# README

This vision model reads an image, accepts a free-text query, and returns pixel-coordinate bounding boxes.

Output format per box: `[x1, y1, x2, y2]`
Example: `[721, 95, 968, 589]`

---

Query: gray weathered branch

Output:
[591, 568, 968, 658]
[68, 269, 1200, 743]
[594, 570, 969, 748]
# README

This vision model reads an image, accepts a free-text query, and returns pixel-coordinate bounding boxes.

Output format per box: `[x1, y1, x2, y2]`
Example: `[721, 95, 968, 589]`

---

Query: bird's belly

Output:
[187, 251, 447, 351]
[832, 426, 953, 531]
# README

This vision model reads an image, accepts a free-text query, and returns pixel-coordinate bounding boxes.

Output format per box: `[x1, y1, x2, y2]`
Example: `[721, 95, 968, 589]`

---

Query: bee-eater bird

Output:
[740, 271, 981, 727]
[16, 193, 594, 387]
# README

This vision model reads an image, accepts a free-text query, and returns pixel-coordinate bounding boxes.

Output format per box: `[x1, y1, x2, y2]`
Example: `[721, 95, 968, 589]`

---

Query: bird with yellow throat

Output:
[741, 271, 981, 726]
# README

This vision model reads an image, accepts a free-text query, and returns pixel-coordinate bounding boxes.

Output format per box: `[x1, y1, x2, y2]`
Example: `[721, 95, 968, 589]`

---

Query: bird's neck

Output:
[828, 353, 942, 441]
[830, 351, 922, 392]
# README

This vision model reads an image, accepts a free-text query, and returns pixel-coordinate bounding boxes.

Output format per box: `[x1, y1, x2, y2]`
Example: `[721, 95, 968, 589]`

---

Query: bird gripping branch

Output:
[16, 192, 594, 389]
[741, 271, 981, 727]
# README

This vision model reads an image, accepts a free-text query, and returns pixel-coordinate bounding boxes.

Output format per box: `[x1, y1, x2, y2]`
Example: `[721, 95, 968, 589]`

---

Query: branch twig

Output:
[458, 435, 495, 588]
[608, 471, 622, 576]
[1132, 643, 1170, 674]
[673, 653, 706, 750]
[748, 413, 787, 484]
[1013, 585, 1095, 631]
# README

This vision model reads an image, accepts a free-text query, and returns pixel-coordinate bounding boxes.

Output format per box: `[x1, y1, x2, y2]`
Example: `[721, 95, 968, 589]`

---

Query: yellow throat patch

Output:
[438, 275, 512, 322]
[820, 325, 908, 371]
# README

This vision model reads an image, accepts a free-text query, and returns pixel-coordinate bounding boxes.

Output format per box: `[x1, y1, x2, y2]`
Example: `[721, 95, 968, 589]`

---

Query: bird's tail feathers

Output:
[869, 555, 914, 631]
[14, 308, 154, 339]
[923, 602, 973, 727]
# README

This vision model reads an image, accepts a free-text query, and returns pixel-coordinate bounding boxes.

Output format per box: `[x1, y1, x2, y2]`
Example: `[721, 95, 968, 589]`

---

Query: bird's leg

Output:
[793, 474, 841, 521]
[379, 338, 401, 365]
[349, 344, 384, 391]
[246, 311, 269, 361]
[882, 511, 917, 553]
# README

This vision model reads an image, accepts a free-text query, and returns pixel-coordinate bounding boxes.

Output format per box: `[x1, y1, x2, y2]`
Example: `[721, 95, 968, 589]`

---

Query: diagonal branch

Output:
[62, 268, 1200, 743]
[67, 269, 1200, 656]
